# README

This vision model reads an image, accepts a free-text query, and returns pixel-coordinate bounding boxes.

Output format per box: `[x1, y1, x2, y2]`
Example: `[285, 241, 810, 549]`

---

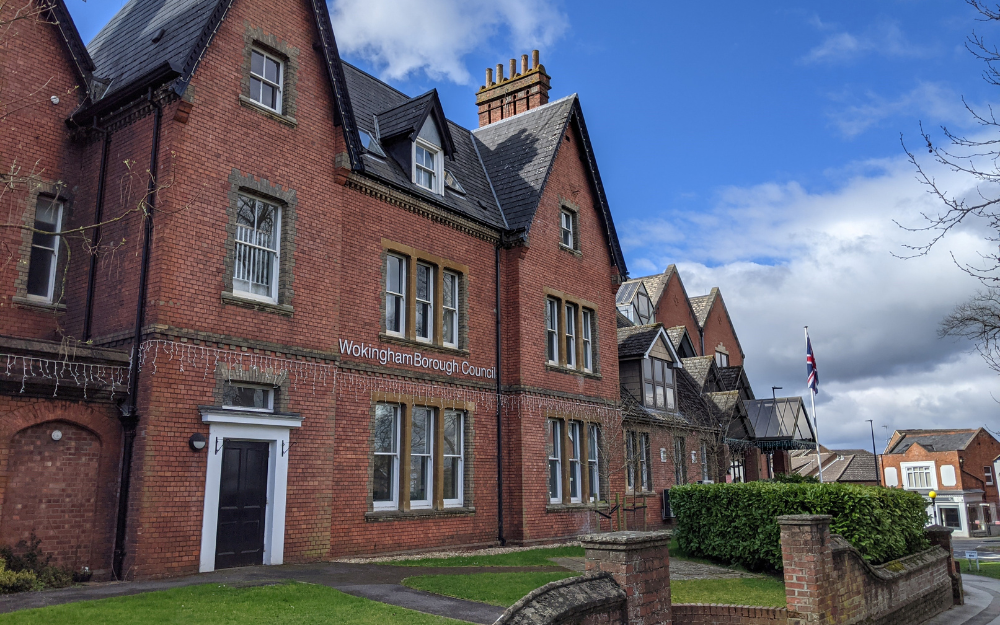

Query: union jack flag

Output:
[806, 335, 819, 395]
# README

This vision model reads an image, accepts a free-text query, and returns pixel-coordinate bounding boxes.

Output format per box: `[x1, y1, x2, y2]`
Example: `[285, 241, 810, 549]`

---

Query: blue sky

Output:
[68, 1, 1000, 451]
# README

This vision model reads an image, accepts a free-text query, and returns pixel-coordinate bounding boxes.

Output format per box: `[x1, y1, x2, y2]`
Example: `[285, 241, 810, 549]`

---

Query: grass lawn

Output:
[0, 582, 462, 625]
[389, 545, 584, 567]
[403, 572, 786, 609]
[671, 578, 787, 608]
[958, 558, 1000, 580]
[402, 572, 578, 606]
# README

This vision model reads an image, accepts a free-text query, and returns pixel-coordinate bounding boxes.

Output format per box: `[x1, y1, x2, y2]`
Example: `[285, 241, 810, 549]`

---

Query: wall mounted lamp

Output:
[189, 433, 207, 452]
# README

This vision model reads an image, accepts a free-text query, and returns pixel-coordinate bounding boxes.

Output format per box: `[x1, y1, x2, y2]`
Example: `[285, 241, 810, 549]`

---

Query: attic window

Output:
[359, 130, 386, 157]
[444, 171, 465, 194]
[250, 49, 283, 113]
[413, 141, 442, 194]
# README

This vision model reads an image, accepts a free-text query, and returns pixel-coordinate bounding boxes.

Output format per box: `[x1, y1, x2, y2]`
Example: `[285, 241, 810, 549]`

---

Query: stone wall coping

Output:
[925, 524, 955, 535]
[494, 571, 625, 625]
[776, 514, 832, 526]
[579, 530, 672, 550]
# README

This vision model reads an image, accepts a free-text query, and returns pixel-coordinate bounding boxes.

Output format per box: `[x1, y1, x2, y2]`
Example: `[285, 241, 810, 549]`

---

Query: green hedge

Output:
[670, 482, 930, 571]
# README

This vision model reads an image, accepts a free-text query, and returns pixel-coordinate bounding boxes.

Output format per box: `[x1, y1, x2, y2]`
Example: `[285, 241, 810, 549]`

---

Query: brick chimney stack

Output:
[476, 49, 550, 127]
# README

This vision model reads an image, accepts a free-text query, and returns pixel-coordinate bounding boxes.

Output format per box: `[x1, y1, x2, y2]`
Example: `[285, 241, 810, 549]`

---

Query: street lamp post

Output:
[929, 490, 938, 526]
[865, 419, 880, 487]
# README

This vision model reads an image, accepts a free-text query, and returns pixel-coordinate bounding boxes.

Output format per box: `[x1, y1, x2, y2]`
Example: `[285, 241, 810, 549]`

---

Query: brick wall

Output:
[700, 294, 742, 367]
[654, 272, 702, 356]
[672, 605, 788, 625]
[778, 514, 955, 625]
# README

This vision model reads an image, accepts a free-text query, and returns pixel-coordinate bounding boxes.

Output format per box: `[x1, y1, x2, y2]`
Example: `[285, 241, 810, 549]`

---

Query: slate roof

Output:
[886, 429, 980, 454]
[375, 89, 456, 157]
[635, 265, 675, 306]
[792, 449, 878, 483]
[617, 324, 663, 359]
[472, 95, 576, 232]
[680, 356, 715, 391]
[342, 64, 505, 228]
[665, 326, 687, 352]
[717, 366, 741, 392]
[87, 0, 222, 99]
[689, 291, 716, 328]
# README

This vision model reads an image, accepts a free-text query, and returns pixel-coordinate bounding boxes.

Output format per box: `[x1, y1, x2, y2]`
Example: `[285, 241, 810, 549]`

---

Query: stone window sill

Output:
[545, 363, 602, 380]
[558, 243, 582, 257]
[12, 296, 66, 312]
[378, 332, 470, 357]
[221, 291, 293, 316]
[365, 507, 475, 522]
[238, 95, 298, 127]
[546, 502, 609, 513]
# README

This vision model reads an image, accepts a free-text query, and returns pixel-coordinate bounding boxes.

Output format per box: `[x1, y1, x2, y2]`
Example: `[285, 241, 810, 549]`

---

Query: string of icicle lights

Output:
[1, 352, 129, 397]
[139, 339, 620, 419]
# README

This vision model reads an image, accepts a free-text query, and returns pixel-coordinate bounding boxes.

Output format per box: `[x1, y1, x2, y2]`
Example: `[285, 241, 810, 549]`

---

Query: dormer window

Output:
[250, 49, 283, 113]
[642, 357, 675, 410]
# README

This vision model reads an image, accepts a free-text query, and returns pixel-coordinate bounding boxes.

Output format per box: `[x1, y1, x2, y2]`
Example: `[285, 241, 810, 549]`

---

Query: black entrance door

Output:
[215, 441, 269, 569]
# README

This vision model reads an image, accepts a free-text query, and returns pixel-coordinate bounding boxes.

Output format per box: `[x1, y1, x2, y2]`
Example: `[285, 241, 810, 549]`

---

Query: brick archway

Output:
[0, 400, 122, 576]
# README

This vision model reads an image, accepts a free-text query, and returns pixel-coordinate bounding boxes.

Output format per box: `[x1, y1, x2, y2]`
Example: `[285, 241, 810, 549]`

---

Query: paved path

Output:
[924, 575, 1000, 625]
[0, 562, 568, 623]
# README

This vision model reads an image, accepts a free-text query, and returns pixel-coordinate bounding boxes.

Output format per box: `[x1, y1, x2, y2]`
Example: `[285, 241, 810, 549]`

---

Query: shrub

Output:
[671, 482, 930, 571]
[767, 473, 819, 484]
[0, 534, 73, 590]
[0, 558, 40, 594]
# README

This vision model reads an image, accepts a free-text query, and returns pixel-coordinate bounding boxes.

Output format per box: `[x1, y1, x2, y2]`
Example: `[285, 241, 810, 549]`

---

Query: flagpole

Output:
[806, 326, 824, 483]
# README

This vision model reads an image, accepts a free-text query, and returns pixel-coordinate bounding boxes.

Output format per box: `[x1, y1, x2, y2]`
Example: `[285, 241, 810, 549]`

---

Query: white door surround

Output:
[198, 409, 302, 573]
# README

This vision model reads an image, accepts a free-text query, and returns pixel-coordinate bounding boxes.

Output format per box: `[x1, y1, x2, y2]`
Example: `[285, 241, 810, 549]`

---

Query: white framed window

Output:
[373, 403, 400, 510]
[414, 141, 441, 193]
[221, 383, 274, 412]
[901, 462, 936, 490]
[701, 441, 710, 482]
[582, 309, 594, 372]
[547, 419, 562, 503]
[386, 254, 406, 335]
[674, 436, 687, 485]
[443, 271, 459, 348]
[25, 197, 63, 303]
[986, 466, 994, 486]
[233, 195, 281, 302]
[565, 304, 577, 369]
[568, 421, 582, 503]
[546, 298, 559, 364]
[560, 210, 574, 248]
[716, 351, 730, 367]
[442, 410, 464, 507]
[409, 407, 434, 509]
[639, 432, 650, 491]
[250, 49, 283, 112]
[626, 431, 651, 493]
[588, 424, 601, 502]
[415, 263, 434, 342]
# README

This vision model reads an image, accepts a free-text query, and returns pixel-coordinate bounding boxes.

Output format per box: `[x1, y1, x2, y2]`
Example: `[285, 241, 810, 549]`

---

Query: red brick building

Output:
[0, 0, 633, 580]
[881, 428, 1000, 537]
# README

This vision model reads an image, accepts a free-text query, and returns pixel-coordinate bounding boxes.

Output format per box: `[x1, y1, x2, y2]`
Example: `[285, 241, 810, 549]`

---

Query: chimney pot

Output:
[532, 50, 539, 69]
[486, 67, 493, 86]
[521, 54, 529, 74]
[509, 58, 516, 78]
[496, 63, 504, 82]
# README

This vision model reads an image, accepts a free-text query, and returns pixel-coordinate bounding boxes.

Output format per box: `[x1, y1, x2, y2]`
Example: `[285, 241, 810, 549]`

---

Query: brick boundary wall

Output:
[671, 605, 788, 625]
[778, 514, 957, 625]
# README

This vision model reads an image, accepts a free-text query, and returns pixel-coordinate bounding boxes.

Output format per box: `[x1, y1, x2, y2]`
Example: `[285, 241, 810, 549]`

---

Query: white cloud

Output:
[827, 82, 965, 138]
[329, 0, 567, 84]
[623, 153, 999, 450]
[802, 21, 928, 65]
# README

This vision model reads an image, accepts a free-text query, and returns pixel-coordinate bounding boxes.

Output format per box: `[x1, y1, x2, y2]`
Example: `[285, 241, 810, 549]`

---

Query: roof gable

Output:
[376, 89, 456, 158]
[665, 326, 698, 359]
[44, 0, 96, 88]
[689, 287, 745, 359]
[886, 429, 981, 454]
[472, 96, 627, 275]
[616, 324, 682, 364]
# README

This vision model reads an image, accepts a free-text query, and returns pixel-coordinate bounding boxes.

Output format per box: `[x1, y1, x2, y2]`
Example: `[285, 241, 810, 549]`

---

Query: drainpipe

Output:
[495, 244, 505, 546]
[113, 90, 162, 580]
[83, 126, 112, 341]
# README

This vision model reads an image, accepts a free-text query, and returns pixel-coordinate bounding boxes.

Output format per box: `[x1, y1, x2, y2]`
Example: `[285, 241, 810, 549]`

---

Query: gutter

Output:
[112, 89, 163, 580]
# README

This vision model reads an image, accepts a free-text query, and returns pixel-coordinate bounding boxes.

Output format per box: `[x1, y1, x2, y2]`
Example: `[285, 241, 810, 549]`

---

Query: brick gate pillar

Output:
[925, 524, 963, 605]
[580, 530, 672, 625]
[778, 514, 836, 624]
